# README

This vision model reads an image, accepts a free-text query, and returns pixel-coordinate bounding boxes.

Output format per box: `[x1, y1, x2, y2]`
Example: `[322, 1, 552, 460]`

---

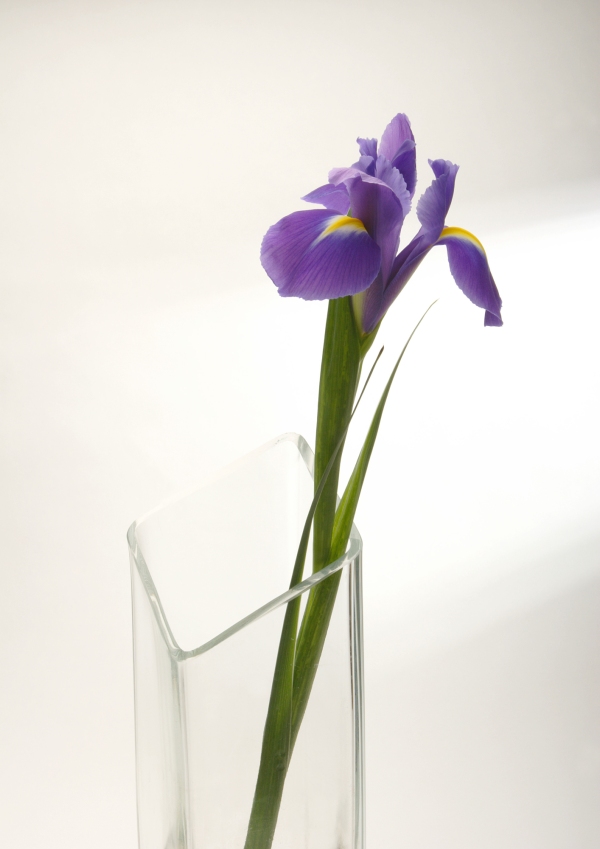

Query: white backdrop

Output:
[1, 2, 599, 847]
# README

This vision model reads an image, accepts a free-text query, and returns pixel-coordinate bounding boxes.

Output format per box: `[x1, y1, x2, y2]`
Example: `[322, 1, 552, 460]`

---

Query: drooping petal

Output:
[365, 157, 460, 327]
[437, 227, 503, 325]
[363, 223, 502, 332]
[261, 209, 381, 300]
[416, 159, 459, 240]
[302, 183, 350, 214]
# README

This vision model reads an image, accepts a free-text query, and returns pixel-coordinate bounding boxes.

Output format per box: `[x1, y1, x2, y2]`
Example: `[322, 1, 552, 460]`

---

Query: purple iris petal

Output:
[328, 164, 410, 315]
[351, 154, 376, 176]
[340, 172, 408, 286]
[352, 138, 378, 175]
[379, 114, 414, 161]
[263, 113, 502, 334]
[484, 310, 503, 327]
[356, 270, 386, 335]
[390, 140, 417, 198]
[329, 165, 410, 210]
[302, 183, 350, 214]
[357, 137, 378, 159]
[416, 159, 459, 240]
[261, 208, 381, 301]
[437, 227, 503, 325]
[357, 156, 502, 333]
[374, 156, 411, 216]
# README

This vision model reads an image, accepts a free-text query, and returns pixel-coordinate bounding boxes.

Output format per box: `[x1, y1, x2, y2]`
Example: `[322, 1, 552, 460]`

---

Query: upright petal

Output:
[350, 154, 376, 176]
[302, 183, 350, 214]
[416, 159, 459, 240]
[379, 114, 414, 161]
[379, 114, 417, 196]
[353, 135, 378, 176]
[437, 227, 503, 325]
[261, 209, 381, 300]
[391, 140, 417, 198]
[357, 137, 378, 159]
[344, 172, 407, 286]
[374, 156, 411, 215]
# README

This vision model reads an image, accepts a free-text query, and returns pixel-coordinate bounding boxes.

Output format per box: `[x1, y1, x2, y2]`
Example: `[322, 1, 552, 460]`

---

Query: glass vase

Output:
[127, 433, 365, 849]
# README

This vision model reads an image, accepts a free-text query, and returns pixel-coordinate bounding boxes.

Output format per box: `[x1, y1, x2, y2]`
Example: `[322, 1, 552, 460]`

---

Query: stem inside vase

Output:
[244, 298, 362, 849]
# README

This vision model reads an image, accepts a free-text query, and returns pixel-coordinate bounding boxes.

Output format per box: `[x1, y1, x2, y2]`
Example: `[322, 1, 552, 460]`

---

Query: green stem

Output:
[313, 297, 362, 572]
[291, 304, 433, 751]
[291, 296, 363, 749]
[243, 296, 363, 849]
[243, 295, 432, 849]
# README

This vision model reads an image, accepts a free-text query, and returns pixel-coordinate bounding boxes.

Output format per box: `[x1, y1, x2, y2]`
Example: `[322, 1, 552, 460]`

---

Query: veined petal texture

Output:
[347, 176, 406, 285]
[261, 209, 381, 300]
[328, 167, 408, 286]
[437, 227, 503, 325]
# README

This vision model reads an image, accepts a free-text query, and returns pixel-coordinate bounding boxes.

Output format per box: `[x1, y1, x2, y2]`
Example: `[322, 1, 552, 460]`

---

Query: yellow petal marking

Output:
[440, 226, 486, 255]
[317, 215, 367, 242]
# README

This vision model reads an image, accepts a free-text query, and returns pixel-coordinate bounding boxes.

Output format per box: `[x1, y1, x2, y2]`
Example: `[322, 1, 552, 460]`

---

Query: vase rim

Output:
[127, 432, 362, 661]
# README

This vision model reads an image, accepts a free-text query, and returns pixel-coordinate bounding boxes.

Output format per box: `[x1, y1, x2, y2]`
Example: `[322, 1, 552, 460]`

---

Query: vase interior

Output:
[128, 433, 364, 849]
[131, 433, 319, 652]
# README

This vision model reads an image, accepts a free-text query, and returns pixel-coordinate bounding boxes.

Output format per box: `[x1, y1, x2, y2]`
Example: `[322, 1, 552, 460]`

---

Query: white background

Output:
[1, 1, 599, 847]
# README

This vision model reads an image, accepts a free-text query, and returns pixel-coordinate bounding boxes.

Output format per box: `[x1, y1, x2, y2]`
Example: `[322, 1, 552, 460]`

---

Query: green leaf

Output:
[290, 303, 437, 750]
[288, 344, 384, 589]
[243, 343, 383, 849]
[330, 302, 437, 561]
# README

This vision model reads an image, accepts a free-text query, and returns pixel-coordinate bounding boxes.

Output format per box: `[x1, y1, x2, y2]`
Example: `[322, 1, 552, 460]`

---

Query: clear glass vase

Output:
[127, 433, 365, 849]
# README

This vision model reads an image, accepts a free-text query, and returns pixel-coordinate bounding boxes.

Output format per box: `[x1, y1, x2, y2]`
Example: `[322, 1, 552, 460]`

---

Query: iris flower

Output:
[261, 113, 502, 334]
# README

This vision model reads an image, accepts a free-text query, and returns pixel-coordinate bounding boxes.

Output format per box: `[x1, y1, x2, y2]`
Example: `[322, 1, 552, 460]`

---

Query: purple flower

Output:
[261, 114, 502, 333]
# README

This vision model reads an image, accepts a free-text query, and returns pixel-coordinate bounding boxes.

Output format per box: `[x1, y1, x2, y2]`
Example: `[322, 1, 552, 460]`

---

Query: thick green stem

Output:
[313, 297, 362, 572]
[291, 297, 362, 748]
[244, 296, 362, 849]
